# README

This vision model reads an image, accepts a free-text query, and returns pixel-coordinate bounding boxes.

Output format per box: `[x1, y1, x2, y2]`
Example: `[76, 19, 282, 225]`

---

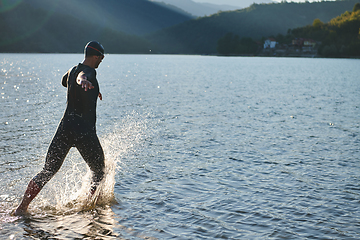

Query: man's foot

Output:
[13, 179, 41, 216]
[12, 207, 29, 216]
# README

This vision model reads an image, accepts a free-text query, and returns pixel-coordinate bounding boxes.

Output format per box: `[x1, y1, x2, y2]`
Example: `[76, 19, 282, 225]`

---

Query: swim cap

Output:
[85, 41, 104, 57]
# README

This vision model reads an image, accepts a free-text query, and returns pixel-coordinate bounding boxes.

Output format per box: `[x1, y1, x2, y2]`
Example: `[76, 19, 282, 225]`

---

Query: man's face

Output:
[94, 55, 104, 69]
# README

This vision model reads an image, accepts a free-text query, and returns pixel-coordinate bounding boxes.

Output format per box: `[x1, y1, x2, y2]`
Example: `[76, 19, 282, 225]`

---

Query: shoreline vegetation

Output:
[0, 1, 359, 59]
[216, 3, 360, 59]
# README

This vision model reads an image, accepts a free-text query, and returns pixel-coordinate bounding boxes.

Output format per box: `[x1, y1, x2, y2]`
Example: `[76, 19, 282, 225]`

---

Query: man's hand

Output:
[98, 92, 103, 100]
[76, 73, 94, 91]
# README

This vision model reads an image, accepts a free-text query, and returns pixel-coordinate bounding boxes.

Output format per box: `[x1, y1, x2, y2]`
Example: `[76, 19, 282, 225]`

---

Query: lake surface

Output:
[1, 54, 359, 239]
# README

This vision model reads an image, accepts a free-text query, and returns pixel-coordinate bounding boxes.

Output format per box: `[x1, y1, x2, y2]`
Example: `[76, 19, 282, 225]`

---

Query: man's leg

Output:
[14, 179, 41, 216]
[77, 132, 105, 195]
[14, 128, 71, 215]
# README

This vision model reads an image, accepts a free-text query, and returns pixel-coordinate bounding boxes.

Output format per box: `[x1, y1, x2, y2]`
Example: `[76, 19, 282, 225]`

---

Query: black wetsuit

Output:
[33, 63, 105, 190]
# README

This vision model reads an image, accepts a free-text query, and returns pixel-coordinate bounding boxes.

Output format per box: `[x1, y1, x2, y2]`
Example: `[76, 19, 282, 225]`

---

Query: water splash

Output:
[0, 201, 18, 228]
[43, 111, 154, 214]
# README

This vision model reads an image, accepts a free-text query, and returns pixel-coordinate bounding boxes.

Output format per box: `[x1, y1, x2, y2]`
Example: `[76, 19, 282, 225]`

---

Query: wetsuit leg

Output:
[33, 124, 72, 189]
[76, 131, 105, 190]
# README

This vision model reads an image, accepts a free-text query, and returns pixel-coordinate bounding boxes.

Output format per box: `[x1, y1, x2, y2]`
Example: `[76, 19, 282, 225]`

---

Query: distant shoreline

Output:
[214, 54, 360, 59]
[0, 52, 359, 59]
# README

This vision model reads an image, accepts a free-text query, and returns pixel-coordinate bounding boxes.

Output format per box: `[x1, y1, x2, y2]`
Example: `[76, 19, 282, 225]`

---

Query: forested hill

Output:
[289, 3, 360, 57]
[152, 0, 273, 17]
[27, 0, 193, 35]
[148, 0, 360, 54]
[0, 0, 193, 53]
[151, 0, 240, 17]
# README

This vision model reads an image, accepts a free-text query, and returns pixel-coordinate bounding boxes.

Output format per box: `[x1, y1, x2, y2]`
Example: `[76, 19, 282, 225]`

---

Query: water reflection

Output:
[22, 206, 119, 239]
[1, 54, 359, 239]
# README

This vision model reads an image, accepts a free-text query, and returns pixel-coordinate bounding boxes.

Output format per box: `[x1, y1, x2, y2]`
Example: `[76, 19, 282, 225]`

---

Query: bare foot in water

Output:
[12, 207, 30, 216]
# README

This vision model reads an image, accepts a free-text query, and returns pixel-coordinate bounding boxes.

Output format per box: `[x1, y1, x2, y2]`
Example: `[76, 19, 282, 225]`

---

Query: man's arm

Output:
[76, 71, 102, 100]
[62, 72, 68, 87]
[76, 71, 94, 91]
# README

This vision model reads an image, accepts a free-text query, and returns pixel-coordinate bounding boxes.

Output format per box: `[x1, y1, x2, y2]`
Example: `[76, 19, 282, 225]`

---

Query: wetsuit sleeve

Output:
[62, 72, 69, 87]
[63, 67, 77, 87]
[77, 67, 99, 126]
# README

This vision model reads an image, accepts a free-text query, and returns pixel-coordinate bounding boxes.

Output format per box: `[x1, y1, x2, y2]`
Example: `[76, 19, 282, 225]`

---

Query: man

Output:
[14, 41, 106, 216]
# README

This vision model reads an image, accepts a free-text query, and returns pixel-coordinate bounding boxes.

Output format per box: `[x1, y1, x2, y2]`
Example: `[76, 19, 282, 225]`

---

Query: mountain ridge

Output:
[148, 0, 360, 54]
[2, 0, 193, 36]
[151, 0, 239, 16]
[1, 0, 359, 55]
[151, 0, 275, 16]
[0, 0, 194, 53]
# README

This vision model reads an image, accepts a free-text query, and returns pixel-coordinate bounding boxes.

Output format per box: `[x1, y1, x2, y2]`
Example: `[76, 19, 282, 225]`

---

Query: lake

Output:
[1, 54, 359, 239]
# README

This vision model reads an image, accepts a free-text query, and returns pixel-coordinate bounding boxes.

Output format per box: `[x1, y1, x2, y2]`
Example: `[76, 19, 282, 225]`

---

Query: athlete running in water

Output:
[14, 41, 105, 216]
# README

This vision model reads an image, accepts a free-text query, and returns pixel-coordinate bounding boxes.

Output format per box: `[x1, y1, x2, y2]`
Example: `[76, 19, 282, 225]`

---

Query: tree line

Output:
[217, 3, 360, 57]
[1, 0, 359, 56]
[148, 0, 359, 54]
[0, 1, 157, 54]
